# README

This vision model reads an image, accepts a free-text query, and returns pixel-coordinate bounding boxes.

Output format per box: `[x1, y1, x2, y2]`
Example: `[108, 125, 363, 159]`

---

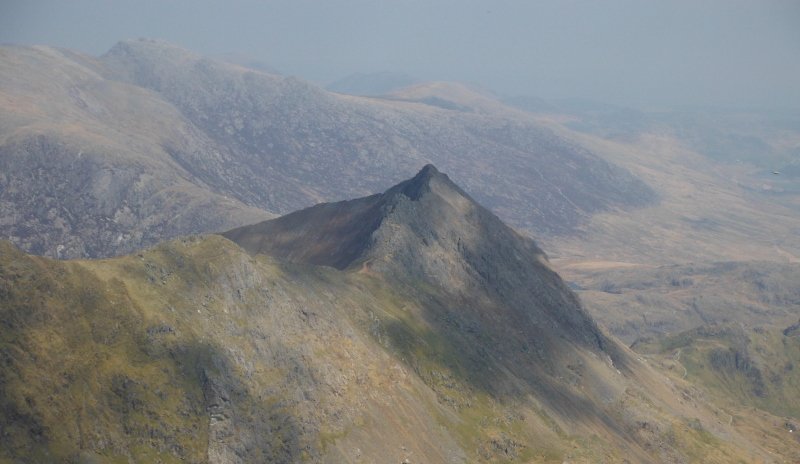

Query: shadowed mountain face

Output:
[0, 38, 657, 260]
[0, 167, 763, 463]
[224, 165, 605, 350]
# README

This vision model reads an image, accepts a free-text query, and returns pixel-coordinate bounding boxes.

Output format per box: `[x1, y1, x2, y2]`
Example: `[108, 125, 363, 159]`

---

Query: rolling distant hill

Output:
[325, 71, 416, 96]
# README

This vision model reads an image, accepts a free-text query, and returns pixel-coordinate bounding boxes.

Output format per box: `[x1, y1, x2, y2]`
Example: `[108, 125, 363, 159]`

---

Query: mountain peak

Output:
[417, 162, 440, 176]
[222, 164, 513, 269]
[390, 163, 456, 201]
[220, 164, 457, 271]
[223, 166, 604, 350]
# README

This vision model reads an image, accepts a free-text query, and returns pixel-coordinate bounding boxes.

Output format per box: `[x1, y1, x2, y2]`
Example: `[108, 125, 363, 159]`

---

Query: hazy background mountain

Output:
[0, 43, 276, 259]
[3, 38, 799, 311]
[0, 39, 657, 260]
[517, 99, 800, 175]
[3, 37, 800, 278]
[325, 71, 417, 96]
[207, 52, 282, 75]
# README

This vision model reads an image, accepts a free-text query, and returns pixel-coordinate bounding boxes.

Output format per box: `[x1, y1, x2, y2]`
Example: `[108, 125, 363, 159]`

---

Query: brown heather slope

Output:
[0, 167, 774, 463]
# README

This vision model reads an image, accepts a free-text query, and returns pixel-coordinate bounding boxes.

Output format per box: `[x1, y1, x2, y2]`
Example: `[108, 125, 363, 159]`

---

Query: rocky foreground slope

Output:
[0, 167, 776, 463]
[0, 39, 655, 260]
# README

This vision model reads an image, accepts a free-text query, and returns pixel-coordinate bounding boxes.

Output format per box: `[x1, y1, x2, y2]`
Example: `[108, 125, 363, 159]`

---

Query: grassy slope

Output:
[632, 323, 800, 463]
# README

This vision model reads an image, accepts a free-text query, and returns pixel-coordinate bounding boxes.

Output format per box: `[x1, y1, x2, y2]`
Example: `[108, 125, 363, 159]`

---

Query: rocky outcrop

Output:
[784, 319, 800, 337]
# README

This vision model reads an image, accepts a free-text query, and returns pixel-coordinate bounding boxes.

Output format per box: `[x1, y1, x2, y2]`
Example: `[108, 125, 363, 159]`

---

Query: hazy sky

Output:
[2, 0, 799, 108]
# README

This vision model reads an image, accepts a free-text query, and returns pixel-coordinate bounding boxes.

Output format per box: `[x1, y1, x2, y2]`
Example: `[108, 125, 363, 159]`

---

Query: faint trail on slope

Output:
[675, 348, 688, 380]
[772, 239, 800, 263]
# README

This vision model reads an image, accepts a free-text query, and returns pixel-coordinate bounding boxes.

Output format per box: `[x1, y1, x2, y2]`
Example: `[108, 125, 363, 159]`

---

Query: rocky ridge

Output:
[0, 167, 759, 463]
